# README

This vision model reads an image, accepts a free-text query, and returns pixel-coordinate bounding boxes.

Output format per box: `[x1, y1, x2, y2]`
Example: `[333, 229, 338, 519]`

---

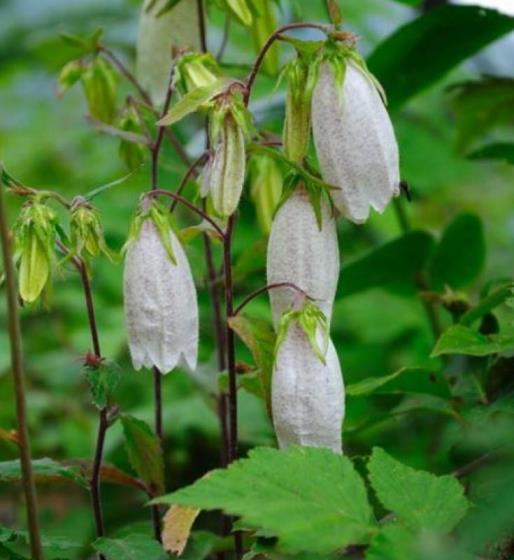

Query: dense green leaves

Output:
[429, 213, 485, 291]
[368, 447, 469, 533]
[368, 5, 514, 109]
[432, 325, 514, 357]
[121, 415, 164, 494]
[154, 446, 375, 554]
[338, 231, 434, 297]
[93, 534, 167, 560]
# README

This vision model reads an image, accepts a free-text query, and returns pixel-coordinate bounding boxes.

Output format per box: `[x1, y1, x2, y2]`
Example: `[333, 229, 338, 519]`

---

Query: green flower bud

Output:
[250, 154, 282, 235]
[118, 107, 147, 171]
[224, 0, 253, 26]
[81, 57, 117, 124]
[176, 52, 221, 92]
[283, 55, 320, 163]
[58, 59, 84, 96]
[13, 200, 58, 303]
[69, 198, 113, 261]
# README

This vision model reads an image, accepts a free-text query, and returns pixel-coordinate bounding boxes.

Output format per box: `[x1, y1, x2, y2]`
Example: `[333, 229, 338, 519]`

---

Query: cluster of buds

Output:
[69, 197, 113, 262]
[123, 198, 198, 374]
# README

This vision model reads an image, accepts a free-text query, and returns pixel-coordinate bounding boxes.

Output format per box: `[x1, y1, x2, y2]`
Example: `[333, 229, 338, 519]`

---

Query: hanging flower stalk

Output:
[267, 186, 339, 327]
[272, 300, 344, 454]
[311, 40, 400, 223]
[123, 198, 198, 373]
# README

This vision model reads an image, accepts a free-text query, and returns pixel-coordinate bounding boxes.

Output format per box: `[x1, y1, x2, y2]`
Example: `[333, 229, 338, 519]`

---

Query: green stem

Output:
[0, 170, 44, 560]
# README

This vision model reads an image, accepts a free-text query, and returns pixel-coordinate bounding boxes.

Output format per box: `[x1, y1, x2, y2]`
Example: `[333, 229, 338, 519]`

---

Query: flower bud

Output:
[267, 187, 339, 327]
[69, 199, 113, 261]
[13, 200, 57, 303]
[224, 0, 253, 26]
[81, 57, 117, 124]
[249, 154, 282, 235]
[312, 60, 400, 223]
[123, 202, 198, 373]
[137, 0, 201, 105]
[272, 322, 344, 454]
[283, 56, 319, 163]
[205, 112, 246, 218]
[118, 107, 147, 171]
[176, 53, 220, 93]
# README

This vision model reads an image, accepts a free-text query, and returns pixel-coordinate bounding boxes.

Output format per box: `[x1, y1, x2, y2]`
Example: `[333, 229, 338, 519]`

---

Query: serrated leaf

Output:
[337, 231, 435, 298]
[158, 80, 227, 126]
[153, 446, 375, 554]
[368, 447, 469, 533]
[0, 458, 85, 486]
[429, 213, 485, 291]
[228, 314, 275, 416]
[469, 142, 514, 164]
[432, 325, 514, 357]
[84, 360, 121, 409]
[121, 415, 164, 494]
[162, 505, 200, 555]
[346, 367, 449, 399]
[368, 5, 514, 110]
[93, 534, 167, 560]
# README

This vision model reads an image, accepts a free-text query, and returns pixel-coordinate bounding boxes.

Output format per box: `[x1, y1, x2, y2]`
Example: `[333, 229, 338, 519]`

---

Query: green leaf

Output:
[429, 213, 485, 291]
[346, 367, 450, 399]
[366, 524, 415, 560]
[158, 80, 227, 126]
[367, 5, 514, 110]
[0, 458, 85, 486]
[450, 77, 514, 152]
[121, 415, 164, 494]
[368, 447, 469, 533]
[84, 360, 121, 409]
[93, 534, 167, 560]
[153, 446, 375, 554]
[337, 231, 435, 298]
[432, 325, 514, 357]
[469, 142, 514, 165]
[460, 282, 514, 326]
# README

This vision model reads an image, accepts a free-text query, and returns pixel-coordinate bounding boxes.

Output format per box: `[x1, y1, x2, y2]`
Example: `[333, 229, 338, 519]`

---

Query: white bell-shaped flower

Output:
[312, 61, 400, 223]
[272, 322, 345, 454]
[267, 187, 339, 327]
[124, 219, 198, 373]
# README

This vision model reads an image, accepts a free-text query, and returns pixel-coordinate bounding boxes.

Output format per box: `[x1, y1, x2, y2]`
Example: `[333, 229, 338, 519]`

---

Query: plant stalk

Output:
[0, 173, 44, 560]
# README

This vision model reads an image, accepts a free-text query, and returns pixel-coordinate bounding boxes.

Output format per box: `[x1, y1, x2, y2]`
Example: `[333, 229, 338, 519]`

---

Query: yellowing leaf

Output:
[162, 504, 200, 555]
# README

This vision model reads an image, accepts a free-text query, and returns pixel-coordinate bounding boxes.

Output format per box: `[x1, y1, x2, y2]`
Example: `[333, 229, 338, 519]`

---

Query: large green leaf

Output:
[338, 231, 434, 298]
[121, 415, 164, 494]
[153, 446, 375, 554]
[346, 367, 450, 398]
[432, 325, 514, 357]
[0, 458, 85, 486]
[429, 213, 485, 291]
[368, 447, 469, 533]
[93, 534, 167, 560]
[368, 5, 514, 110]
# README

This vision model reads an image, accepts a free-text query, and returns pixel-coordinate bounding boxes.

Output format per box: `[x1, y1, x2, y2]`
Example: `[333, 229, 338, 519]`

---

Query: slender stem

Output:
[244, 22, 329, 104]
[153, 366, 163, 444]
[169, 152, 208, 213]
[393, 198, 442, 340]
[216, 16, 231, 61]
[232, 282, 310, 317]
[0, 171, 43, 560]
[197, 0, 208, 53]
[150, 190, 225, 239]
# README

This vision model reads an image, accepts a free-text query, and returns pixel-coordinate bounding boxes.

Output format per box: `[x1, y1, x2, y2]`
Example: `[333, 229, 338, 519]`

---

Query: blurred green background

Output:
[1, 0, 513, 558]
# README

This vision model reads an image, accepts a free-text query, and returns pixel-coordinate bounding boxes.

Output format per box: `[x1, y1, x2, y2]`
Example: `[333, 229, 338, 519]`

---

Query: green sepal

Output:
[58, 59, 84, 96]
[223, 0, 254, 26]
[275, 299, 329, 365]
[117, 106, 147, 171]
[81, 56, 118, 124]
[176, 52, 222, 93]
[60, 28, 103, 54]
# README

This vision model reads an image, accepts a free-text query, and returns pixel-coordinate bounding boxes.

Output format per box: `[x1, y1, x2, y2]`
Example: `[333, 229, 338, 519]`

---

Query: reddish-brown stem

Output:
[150, 189, 225, 239]
[197, 0, 208, 53]
[169, 152, 208, 213]
[232, 282, 310, 317]
[0, 172, 44, 560]
[244, 22, 329, 105]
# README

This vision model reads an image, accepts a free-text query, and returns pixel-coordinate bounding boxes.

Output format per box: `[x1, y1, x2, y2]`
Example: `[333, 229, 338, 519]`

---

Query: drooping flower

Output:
[123, 201, 198, 373]
[311, 55, 400, 223]
[267, 187, 339, 327]
[272, 321, 345, 454]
